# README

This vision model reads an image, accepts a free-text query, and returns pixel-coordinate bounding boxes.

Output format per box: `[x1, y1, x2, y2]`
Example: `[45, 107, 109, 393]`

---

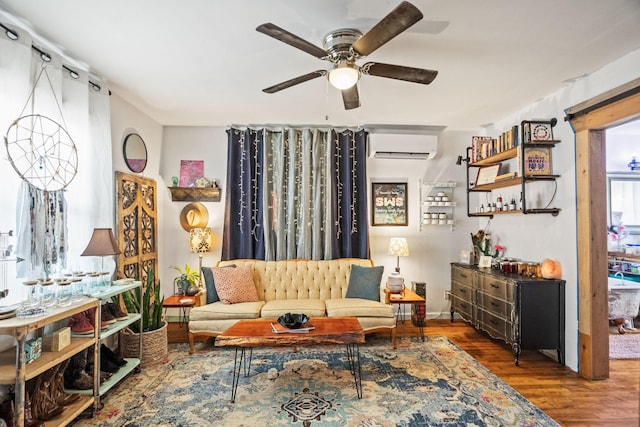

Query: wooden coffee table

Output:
[215, 317, 365, 402]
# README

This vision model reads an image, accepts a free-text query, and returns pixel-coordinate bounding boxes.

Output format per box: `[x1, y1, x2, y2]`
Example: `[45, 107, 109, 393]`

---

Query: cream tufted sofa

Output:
[188, 258, 396, 353]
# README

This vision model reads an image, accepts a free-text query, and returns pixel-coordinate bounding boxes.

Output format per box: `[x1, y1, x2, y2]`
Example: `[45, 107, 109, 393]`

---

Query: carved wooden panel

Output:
[115, 171, 158, 284]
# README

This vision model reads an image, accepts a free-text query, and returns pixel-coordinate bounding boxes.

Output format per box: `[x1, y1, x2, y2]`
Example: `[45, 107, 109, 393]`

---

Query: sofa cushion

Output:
[345, 264, 384, 301]
[260, 299, 327, 318]
[189, 301, 265, 321]
[325, 298, 394, 318]
[213, 265, 260, 304]
[202, 264, 235, 304]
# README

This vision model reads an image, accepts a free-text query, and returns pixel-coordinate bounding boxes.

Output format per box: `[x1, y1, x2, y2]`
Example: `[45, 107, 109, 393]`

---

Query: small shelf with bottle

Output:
[420, 180, 456, 231]
[0, 298, 99, 427]
[168, 186, 220, 202]
[465, 119, 561, 218]
[66, 281, 142, 405]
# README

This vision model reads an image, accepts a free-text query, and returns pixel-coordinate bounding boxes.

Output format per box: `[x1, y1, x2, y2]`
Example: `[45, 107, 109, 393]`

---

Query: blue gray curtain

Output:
[222, 127, 369, 261]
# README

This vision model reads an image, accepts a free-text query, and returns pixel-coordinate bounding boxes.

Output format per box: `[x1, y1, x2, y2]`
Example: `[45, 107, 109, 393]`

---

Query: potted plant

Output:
[171, 263, 200, 296]
[119, 268, 167, 367]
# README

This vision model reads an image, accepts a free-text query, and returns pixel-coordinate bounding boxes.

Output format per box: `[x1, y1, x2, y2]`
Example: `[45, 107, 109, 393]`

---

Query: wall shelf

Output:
[420, 180, 456, 231]
[168, 186, 220, 202]
[466, 119, 561, 217]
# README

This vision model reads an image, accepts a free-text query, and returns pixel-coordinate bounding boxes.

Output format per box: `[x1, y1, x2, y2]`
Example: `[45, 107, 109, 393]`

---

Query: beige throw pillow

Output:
[212, 265, 259, 304]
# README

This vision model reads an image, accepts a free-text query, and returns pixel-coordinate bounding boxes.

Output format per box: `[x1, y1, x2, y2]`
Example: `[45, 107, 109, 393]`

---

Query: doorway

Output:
[567, 83, 640, 379]
[605, 120, 640, 360]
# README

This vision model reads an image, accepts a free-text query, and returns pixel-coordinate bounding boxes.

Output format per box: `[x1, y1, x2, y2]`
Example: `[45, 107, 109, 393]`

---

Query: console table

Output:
[450, 263, 565, 366]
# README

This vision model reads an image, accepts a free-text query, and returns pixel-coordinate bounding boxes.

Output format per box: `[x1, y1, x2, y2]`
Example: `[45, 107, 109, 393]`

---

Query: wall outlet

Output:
[444, 290, 451, 300]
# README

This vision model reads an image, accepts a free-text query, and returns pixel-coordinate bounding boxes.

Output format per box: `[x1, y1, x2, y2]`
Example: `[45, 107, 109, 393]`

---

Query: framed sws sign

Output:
[371, 182, 407, 226]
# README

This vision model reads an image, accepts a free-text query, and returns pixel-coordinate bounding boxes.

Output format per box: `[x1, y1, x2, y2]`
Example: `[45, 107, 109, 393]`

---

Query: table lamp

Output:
[80, 227, 121, 273]
[189, 227, 213, 282]
[388, 237, 409, 273]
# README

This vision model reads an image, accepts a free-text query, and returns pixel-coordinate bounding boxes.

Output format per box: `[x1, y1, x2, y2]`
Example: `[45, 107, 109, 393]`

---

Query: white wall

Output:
[366, 131, 477, 318]
[152, 126, 477, 319]
[107, 48, 640, 373]
[486, 47, 640, 371]
[109, 93, 166, 284]
[159, 126, 228, 292]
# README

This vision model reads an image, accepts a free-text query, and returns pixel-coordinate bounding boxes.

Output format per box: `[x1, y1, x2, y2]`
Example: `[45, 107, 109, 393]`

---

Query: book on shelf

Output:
[471, 136, 492, 163]
[271, 322, 315, 334]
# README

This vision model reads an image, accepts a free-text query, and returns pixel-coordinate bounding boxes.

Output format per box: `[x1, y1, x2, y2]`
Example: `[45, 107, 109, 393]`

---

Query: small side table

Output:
[163, 292, 201, 327]
[384, 287, 426, 341]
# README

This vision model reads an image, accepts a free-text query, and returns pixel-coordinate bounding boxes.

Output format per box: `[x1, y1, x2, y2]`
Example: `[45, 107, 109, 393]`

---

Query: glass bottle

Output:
[57, 280, 72, 306]
[22, 280, 41, 307]
[40, 279, 57, 307]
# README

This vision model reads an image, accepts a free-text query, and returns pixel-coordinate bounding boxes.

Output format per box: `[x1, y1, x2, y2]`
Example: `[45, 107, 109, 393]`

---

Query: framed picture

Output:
[478, 255, 492, 268]
[371, 182, 408, 226]
[179, 160, 204, 187]
[523, 120, 554, 143]
[475, 164, 500, 186]
[523, 146, 552, 176]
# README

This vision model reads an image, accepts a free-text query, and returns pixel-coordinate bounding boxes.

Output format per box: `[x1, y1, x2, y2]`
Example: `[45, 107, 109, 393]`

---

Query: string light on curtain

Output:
[189, 227, 213, 280]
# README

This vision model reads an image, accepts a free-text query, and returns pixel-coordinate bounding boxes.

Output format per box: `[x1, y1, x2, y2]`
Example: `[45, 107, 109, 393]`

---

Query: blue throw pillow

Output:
[202, 264, 235, 303]
[346, 264, 384, 301]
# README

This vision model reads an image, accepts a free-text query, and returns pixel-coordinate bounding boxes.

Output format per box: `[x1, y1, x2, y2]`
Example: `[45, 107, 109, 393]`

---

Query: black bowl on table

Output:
[277, 313, 309, 329]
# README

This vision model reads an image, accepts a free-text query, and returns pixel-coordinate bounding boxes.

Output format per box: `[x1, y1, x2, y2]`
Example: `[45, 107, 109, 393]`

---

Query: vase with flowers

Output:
[471, 230, 504, 265]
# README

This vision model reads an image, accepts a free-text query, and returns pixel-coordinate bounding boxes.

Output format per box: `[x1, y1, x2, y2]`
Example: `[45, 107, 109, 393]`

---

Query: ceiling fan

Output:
[256, 1, 438, 110]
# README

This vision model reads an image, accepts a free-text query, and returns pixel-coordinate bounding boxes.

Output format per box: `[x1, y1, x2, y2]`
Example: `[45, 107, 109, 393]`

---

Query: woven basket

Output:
[120, 322, 168, 368]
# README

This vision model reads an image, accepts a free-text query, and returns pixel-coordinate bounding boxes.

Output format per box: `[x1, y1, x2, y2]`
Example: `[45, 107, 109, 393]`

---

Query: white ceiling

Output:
[1, 0, 640, 130]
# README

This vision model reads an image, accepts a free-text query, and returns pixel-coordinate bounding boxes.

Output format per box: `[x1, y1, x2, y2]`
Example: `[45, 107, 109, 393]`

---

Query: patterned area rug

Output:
[71, 336, 558, 426]
[610, 332, 640, 359]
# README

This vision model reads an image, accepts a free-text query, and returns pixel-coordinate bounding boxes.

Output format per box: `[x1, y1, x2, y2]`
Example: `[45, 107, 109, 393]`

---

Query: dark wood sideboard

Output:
[450, 263, 565, 366]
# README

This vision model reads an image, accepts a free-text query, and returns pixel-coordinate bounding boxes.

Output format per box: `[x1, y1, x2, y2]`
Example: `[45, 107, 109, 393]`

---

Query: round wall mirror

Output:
[123, 133, 147, 173]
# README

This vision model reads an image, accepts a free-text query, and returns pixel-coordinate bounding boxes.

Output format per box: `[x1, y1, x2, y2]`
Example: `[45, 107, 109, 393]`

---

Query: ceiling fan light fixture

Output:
[328, 61, 359, 90]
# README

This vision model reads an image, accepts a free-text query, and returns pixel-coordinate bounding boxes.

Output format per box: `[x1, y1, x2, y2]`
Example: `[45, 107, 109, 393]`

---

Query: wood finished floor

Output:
[170, 319, 639, 426]
[385, 319, 640, 427]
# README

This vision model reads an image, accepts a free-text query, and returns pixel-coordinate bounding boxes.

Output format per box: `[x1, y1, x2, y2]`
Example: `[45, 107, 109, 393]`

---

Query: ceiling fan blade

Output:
[256, 23, 328, 59]
[262, 70, 326, 94]
[342, 85, 360, 110]
[351, 1, 423, 57]
[361, 62, 438, 85]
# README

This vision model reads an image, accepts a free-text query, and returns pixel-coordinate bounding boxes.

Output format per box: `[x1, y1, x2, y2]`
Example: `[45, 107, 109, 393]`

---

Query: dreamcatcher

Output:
[4, 63, 78, 191]
[4, 61, 78, 280]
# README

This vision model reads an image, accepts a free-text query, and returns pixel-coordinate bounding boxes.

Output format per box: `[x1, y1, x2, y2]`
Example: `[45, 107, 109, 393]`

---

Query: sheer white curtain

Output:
[262, 128, 333, 260]
[0, 22, 112, 300]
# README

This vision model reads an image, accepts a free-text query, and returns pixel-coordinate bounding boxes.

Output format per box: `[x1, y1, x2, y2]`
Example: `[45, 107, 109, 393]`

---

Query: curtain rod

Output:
[0, 21, 107, 94]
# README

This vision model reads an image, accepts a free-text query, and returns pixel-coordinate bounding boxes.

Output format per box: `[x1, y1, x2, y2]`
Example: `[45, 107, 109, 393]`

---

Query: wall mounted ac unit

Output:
[368, 133, 439, 160]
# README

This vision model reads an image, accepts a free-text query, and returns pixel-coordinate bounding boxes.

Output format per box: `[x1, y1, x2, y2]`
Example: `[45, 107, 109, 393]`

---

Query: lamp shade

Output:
[80, 228, 121, 256]
[189, 227, 213, 254]
[388, 237, 409, 257]
[328, 61, 360, 90]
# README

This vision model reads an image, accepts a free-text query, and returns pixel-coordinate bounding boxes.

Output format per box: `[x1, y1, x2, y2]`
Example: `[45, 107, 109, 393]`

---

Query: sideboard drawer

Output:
[452, 297, 474, 321]
[451, 281, 473, 302]
[477, 308, 513, 343]
[477, 292, 512, 318]
[452, 266, 473, 286]
[480, 275, 513, 300]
